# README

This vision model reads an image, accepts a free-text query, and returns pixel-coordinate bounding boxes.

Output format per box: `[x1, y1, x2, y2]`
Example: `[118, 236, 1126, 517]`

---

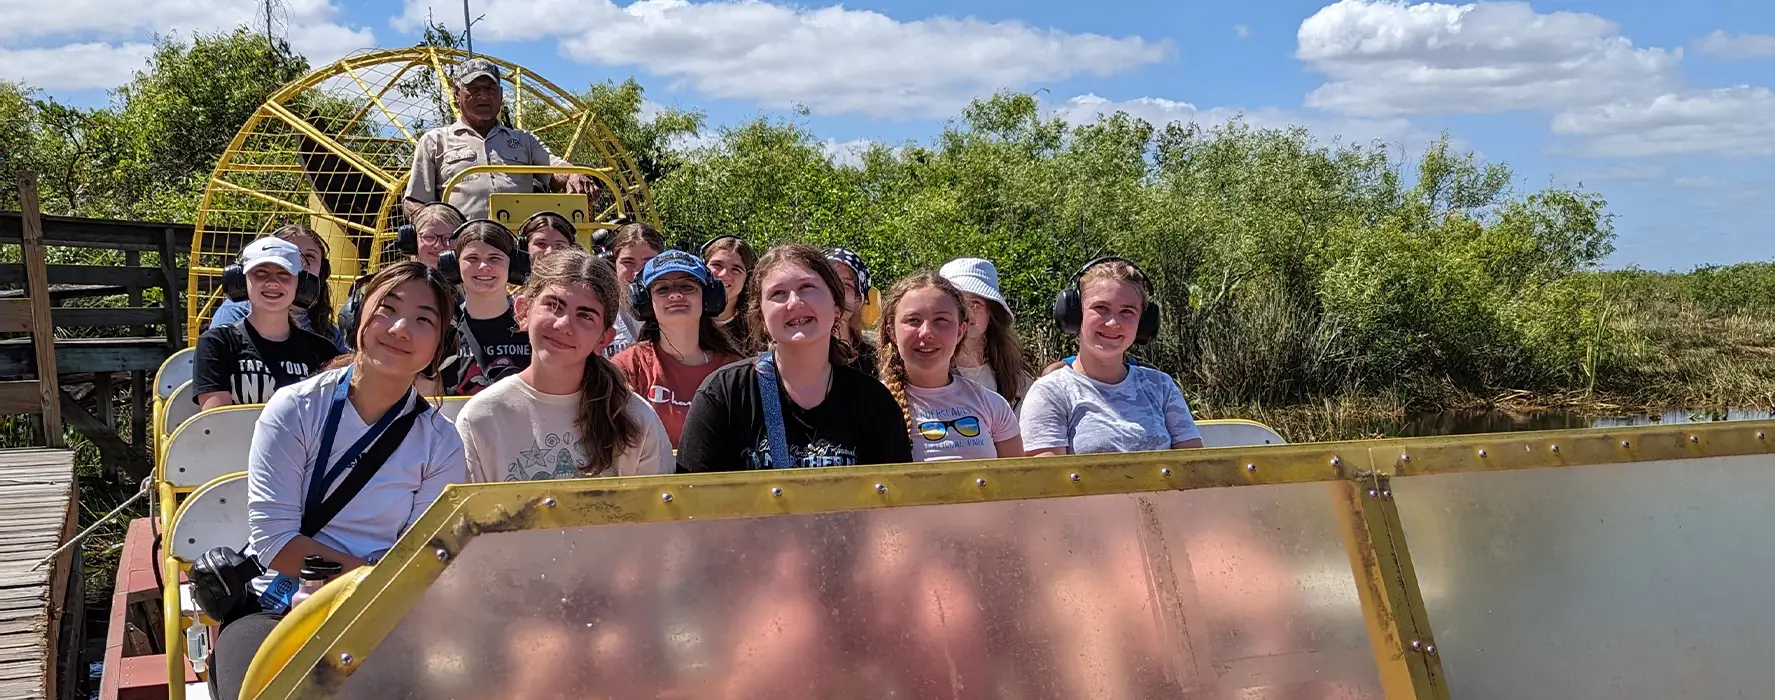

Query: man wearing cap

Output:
[402, 57, 602, 221]
[192, 238, 342, 410]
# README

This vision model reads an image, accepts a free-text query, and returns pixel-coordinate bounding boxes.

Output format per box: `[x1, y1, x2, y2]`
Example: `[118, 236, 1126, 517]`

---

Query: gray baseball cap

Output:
[454, 57, 501, 87]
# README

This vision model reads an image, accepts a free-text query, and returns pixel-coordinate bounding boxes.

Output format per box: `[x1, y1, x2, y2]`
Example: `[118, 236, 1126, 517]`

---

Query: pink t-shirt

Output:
[905, 377, 1019, 462]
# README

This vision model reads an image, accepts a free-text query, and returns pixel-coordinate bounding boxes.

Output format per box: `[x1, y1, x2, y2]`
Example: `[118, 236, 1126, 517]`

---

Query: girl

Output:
[456, 249, 674, 480]
[193, 237, 342, 410]
[703, 235, 758, 353]
[211, 261, 466, 699]
[439, 220, 531, 396]
[518, 211, 580, 260]
[677, 245, 911, 471]
[1020, 259, 1203, 455]
[939, 257, 1034, 407]
[825, 248, 879, 375]
[209, 224, 346, 351]
[611, 250, 743, 447]
[878, 273, 1022, 461]
[605, 223, 665, 357]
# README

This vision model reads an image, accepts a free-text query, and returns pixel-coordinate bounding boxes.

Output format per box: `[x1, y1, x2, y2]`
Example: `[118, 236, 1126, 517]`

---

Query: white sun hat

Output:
[939, 257, 1013, 321]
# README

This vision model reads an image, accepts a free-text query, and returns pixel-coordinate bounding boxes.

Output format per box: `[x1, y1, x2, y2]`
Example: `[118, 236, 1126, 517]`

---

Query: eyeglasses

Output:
[419, 233, 453, 247]
[917, 416, 981, 441]
[648, 281, 702, 298]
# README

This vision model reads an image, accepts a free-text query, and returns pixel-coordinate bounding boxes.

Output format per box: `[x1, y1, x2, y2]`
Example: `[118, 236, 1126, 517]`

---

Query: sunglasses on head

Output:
[918, 416, 982, 442]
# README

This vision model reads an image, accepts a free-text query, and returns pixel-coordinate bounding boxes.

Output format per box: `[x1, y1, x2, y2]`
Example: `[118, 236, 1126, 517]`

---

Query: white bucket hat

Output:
[939, 257, 1012, 321]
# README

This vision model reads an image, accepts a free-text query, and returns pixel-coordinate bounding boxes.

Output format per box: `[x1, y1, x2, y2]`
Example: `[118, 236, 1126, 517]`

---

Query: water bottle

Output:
[290, 565, 329, 609]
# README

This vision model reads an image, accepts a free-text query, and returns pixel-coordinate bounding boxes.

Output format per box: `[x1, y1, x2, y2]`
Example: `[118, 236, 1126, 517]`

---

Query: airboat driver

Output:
[402, 57, 602, 222]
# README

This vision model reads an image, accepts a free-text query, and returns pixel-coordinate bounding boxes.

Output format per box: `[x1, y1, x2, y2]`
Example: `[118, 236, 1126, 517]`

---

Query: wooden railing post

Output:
[161, 227, 182, 350]
[17, 173, 64, 447]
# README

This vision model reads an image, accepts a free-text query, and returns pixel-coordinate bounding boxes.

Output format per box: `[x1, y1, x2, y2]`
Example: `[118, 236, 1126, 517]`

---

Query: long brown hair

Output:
[346, 261, 459, 377]
[876, 273, 969, 437]
[978, 300, 1030, 406]
[704, 236, 758, 352]
[452, 219, 520, 258]
[519, 249, 641, 476]
[747, 245, 855, 366]
[271, 224, 337, 342]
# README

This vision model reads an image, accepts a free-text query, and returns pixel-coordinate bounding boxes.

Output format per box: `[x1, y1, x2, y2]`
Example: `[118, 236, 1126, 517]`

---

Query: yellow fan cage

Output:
[186, 46, 658, 344]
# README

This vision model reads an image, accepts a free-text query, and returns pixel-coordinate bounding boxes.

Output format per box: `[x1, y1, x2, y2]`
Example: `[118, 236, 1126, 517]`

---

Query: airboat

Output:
[106, 46, 1775, 700]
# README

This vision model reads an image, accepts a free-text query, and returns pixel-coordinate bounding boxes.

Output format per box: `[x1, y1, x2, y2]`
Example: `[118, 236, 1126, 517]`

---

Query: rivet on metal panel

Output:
[433, 548, 449, 561]
[541, 497, 557, 508]
[1160, 468, 1172, 477]
[1367, 488, 1378, 498]
[1069, 472, 1081, 482]
[1246, 463, 1257, 472]
[770, 487, 783, 497]
[1478, 449, 1488, 457]
[975, 478, 987, 487]
[1550, 444, 1560, 453]
[1425, 645, 1438, 656]
[1330, 456, 1342, 467]
[661, 492, 673, 503]
[1621, 440, 1630, 448]
[1690, 435, 1700, 443]
[1760, 432, 1767, 440]
[1399, 454, 1410, 462]
[1381, 489, 1392, 499]
[339, 652, 353, 666]
[875, 483, 888, 495]
[1409, 640, 1423, 652]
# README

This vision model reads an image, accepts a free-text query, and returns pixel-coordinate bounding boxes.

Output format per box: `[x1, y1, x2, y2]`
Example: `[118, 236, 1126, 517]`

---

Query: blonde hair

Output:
[1079, 259, 1150, 306]
[411, 202, 465, 233]
[875, 273, 969, 438]
[518, 249, 641, 476]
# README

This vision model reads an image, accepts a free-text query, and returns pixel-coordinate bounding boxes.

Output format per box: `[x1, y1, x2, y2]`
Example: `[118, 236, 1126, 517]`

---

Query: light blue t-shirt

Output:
[211, 300, 347, 352]
[1019, 364, 1201, 454]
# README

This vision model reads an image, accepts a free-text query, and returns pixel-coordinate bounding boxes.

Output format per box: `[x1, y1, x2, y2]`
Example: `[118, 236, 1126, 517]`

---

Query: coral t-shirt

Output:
[611, 343, 741, 447]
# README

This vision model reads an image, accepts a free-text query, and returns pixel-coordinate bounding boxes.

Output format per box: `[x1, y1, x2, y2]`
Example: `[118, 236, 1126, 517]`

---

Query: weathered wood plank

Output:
[0, 447, 74, 700]
[0, 338, 170, 376]
[0, 213, 195, 252]
[0, 382, 45, 416]
[50, 307, 165, 328]
[18, 174, 63, 447]
[0, 300, 31, 334]
[0, 265, 182, 291]
[58, 389, 149, 481]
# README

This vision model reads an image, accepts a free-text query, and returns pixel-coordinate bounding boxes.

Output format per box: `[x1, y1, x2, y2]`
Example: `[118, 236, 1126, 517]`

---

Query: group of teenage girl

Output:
[198, 201, 1203, 695]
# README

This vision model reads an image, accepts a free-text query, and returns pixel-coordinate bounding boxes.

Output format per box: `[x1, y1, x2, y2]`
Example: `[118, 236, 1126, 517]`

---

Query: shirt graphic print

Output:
[905, 377, 1018, 462]
[500, 431, 587, 481]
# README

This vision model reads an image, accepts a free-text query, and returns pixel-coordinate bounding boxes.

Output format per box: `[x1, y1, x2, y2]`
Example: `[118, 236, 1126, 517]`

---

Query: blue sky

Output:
[4, 0, 1771, 270]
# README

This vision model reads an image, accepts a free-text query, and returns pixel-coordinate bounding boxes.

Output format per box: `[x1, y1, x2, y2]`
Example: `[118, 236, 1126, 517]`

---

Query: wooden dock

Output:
[0, 448, 79, 700]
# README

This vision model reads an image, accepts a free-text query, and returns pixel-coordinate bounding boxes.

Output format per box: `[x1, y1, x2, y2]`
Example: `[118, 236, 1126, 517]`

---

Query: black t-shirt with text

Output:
[440, 307, 532, 396]
[676, 357, 912, 472]
[192, 321, 340, 405]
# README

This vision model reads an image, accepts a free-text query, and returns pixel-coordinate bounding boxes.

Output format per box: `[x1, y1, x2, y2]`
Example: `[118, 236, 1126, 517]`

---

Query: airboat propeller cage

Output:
[186, 47, 659, 343]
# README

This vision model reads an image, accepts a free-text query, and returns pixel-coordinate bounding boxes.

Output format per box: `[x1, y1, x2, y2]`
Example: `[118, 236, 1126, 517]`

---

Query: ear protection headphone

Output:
[394, 201, 466, 256]
[436, 219, 531, 287]
[221, 237, 323, 307]
[628, 250, 726, 322]
[517, 211, 581, 250]
[700, 235, 744, 255]
[1052, 256, 1161, 345]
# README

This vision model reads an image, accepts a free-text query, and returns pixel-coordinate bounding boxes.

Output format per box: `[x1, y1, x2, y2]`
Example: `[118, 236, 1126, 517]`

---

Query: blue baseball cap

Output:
[638, 250, 713, 287]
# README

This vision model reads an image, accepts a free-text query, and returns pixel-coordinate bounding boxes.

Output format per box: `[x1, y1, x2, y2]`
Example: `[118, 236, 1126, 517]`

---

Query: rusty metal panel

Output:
[1394, 454, 1775, 699]
[329, 484, 1381, 699]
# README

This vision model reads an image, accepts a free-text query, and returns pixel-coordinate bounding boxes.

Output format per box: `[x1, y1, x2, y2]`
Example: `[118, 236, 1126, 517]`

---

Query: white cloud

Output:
[0, 42, 156, 90]
[0, 0, 374, 90]
[1234, 24, 1251, 38]
[1052, 93, 1426, 147]
[821, 138, 876, 167]
[397, 0, 1169, 119]
[1552, 86, 1775, 157]
[1557, 163, 1665, 185]
[1297, 0, 1680, 117]
[1694, 30, 1775, 60]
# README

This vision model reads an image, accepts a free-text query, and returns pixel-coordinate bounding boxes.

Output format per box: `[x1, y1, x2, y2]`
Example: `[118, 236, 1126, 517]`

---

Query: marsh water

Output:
[1391, 407, 1774, 438]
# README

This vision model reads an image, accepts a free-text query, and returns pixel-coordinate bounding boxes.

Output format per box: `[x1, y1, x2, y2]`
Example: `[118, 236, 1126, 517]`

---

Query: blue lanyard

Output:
[754, 352, 792, 469]
[305, 366, 412, 514]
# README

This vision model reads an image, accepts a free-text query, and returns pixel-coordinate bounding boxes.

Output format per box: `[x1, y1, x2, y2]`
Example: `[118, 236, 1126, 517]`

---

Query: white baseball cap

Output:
[240, 237, 303, 276]
[939, 257, 1012, 321]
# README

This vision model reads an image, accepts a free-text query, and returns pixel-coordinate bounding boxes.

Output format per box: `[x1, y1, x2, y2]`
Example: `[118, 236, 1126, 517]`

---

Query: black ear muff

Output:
[437, 251, 463, 285]
[1053, 256, 1162, 345]
[395, 224, 417, 256]
[508, 248, 530, 286]
[224, 265, 322, 307]
[629, 281, 654, 322]
[702, 276, 725, 319]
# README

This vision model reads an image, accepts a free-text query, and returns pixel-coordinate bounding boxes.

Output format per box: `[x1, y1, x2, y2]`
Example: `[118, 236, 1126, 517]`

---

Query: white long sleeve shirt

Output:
[245, 367, 466, 592]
